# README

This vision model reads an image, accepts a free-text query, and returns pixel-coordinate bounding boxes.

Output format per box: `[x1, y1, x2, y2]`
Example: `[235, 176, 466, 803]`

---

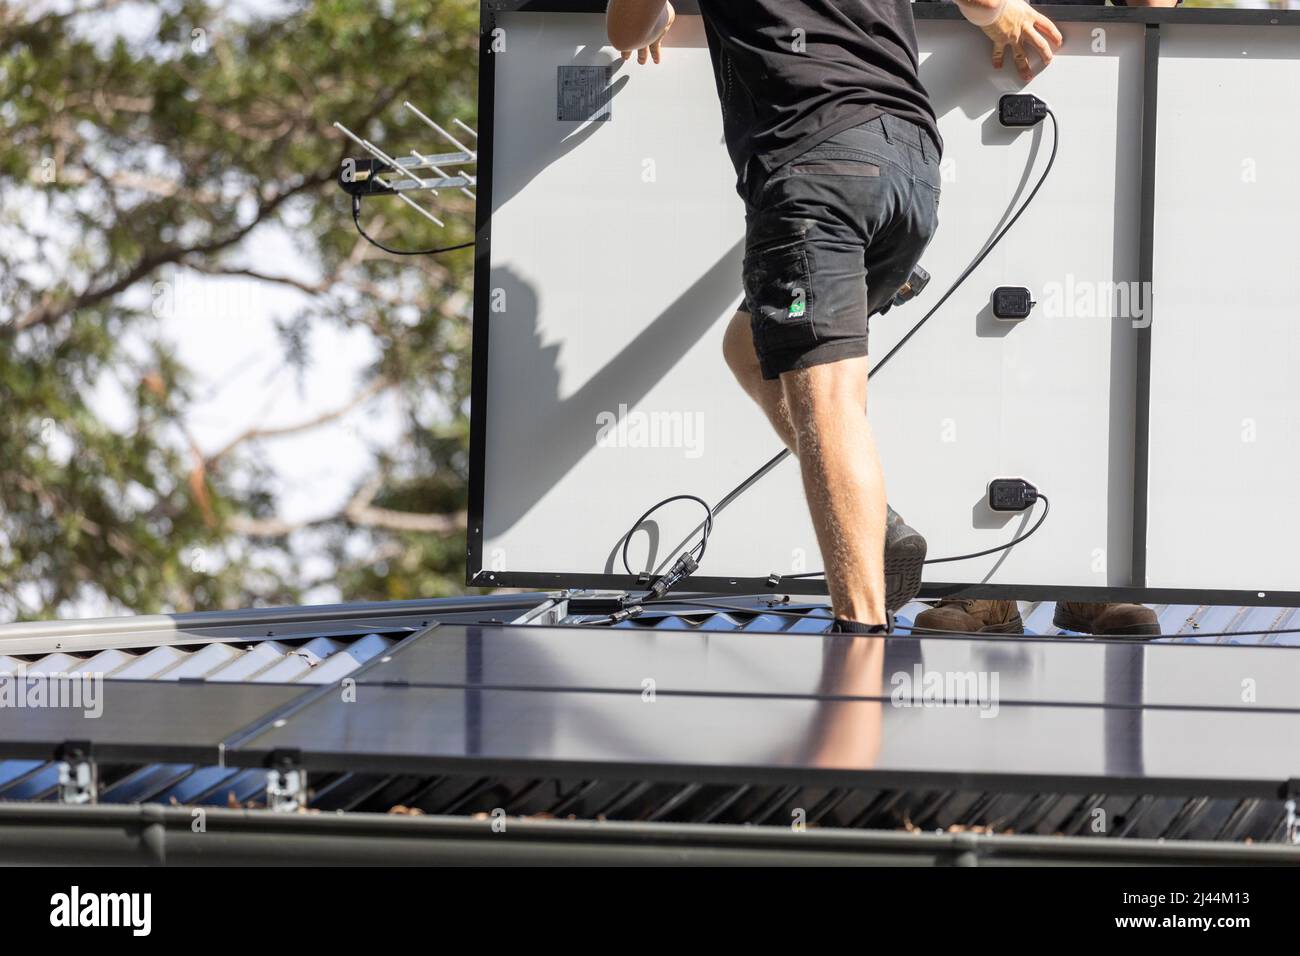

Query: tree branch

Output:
[184, 262, 329, 297]
[227, 474, 466, 538]
[343, 474, 468, 534]
[11, 171, 333, 333]
[206, 374, 394, 468]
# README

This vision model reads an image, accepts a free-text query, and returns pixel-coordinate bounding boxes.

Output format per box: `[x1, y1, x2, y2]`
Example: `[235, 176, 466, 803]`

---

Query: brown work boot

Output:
[913, 599, 1023, 634]
[1053, 601, 1159, 638]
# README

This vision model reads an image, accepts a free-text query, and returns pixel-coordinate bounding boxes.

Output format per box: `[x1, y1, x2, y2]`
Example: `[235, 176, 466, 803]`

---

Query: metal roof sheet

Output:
[0, 630, 401, 800]
[0, 633, 398, 682]
[574, 600, 1300, 646]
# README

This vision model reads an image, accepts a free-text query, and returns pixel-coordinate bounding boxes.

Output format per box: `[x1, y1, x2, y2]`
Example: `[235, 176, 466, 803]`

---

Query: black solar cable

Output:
[350, 196, 474, 257]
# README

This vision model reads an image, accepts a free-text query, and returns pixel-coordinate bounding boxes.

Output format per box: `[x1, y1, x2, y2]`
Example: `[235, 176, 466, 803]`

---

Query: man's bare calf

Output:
[724, 310, 889, 627]
[722, 309, 797, 451]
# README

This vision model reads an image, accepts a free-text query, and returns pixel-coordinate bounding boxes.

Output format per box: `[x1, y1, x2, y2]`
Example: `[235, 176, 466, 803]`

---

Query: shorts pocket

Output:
[790, 160, 881, 177]
[919, 181, 941, 237]
[743, 243, 816, 350]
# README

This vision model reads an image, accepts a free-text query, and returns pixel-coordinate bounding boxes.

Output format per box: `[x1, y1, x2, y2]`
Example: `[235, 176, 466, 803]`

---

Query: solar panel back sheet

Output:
[470, 5, 1300, 606]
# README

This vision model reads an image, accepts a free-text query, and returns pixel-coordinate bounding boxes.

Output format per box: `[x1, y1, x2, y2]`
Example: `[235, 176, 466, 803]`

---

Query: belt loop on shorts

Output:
[878, 114, 894, 145]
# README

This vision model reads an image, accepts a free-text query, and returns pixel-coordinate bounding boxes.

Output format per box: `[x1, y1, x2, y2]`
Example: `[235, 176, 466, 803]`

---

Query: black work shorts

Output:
[740, 113, 942, 380]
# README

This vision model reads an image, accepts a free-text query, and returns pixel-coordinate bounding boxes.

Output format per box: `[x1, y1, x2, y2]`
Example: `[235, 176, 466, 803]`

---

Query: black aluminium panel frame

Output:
[0, 680, 312, 765]
[1130, 21, 1158, 590]
[468, 3, 1300, 606]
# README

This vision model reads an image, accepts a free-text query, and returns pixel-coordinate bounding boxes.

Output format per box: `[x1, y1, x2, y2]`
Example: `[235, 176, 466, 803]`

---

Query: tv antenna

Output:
[333, 102, 476, 244]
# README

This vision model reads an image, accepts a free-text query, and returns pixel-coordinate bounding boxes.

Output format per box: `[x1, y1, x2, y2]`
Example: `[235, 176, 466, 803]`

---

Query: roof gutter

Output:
[0, 803, 1297, 866]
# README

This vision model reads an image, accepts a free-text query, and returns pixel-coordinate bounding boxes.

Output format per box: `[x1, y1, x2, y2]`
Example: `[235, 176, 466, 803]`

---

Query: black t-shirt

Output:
[699, 0, 940, 188]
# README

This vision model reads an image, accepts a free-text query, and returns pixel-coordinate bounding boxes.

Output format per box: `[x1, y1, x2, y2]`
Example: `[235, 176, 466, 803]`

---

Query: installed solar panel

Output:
[0, 679, 309, 763]
[355, 624, 1300, 713]
[229, 684, 1300, 798]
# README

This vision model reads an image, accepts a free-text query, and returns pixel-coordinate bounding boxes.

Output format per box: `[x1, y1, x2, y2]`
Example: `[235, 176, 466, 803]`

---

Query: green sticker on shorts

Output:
[788, 299, 806, 318]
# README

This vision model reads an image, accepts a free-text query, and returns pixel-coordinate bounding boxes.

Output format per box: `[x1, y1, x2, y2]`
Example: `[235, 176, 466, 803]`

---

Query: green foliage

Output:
[0, 0, 483, 621]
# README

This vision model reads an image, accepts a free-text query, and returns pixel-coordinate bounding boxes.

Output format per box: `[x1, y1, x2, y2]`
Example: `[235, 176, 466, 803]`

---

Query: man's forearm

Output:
[607, 0, 672, 51]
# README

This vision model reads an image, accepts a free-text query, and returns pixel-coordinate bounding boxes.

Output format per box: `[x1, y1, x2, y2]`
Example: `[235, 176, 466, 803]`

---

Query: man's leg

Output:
[722, 309, 796, 452]
[781, 357, 888, 627]
[728, 309, 888, 624]
[724, 307, 920, 625]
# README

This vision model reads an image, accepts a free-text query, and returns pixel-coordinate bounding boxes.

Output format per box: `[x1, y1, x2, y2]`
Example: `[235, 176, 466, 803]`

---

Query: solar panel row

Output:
[1, 624, 1297, 800]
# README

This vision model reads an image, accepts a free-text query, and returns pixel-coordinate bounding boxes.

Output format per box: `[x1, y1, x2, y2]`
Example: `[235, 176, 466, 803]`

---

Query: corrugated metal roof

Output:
[568, 600, 1300, 646]
[0, 632, 398, 683]
[0, 628, 402, 802]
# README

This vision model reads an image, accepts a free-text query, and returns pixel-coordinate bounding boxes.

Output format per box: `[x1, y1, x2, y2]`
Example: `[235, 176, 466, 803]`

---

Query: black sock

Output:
[830, 617, 892, 634]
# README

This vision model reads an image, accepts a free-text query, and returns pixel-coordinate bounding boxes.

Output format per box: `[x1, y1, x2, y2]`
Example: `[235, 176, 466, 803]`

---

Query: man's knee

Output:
[781, 358, 870, 424]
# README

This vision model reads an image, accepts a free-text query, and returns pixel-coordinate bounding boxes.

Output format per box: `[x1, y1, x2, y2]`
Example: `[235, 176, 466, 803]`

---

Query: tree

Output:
[0, 0, 481, 621]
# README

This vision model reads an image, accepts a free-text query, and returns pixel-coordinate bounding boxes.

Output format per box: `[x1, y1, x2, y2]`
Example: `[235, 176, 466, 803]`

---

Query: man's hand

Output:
[980, 0, 1063, 82]
[608, 0, 675, 65]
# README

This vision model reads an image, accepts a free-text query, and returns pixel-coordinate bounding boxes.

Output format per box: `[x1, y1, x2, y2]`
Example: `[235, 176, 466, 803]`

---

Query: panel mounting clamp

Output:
[54, 740, 97, 806]
[266, 748, 307, 814]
